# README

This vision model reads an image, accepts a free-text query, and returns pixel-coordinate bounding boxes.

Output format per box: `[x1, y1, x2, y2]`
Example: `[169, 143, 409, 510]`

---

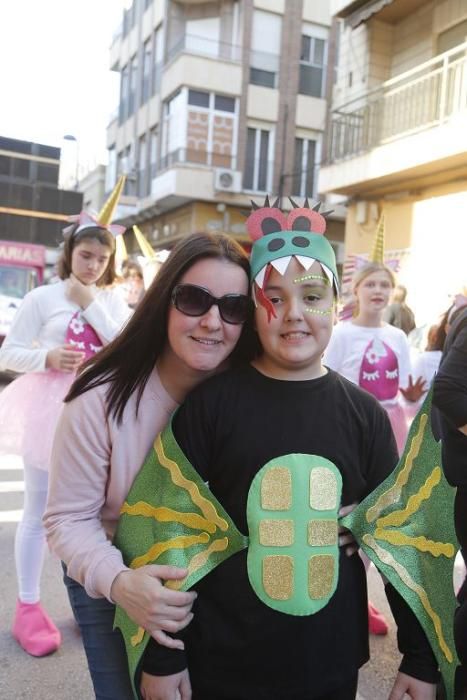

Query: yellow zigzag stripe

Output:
[130, 533, 210, 569]
[166, 537, 229, 591]
[376, 467, 441, 529]
[374, 528, 455, 558]
[155, 435, 228, 532]
[363, 535, 453, 662]
[130, 627, 145, 647]
[121, 501, 216, 534]
[366, 414, 427, 523]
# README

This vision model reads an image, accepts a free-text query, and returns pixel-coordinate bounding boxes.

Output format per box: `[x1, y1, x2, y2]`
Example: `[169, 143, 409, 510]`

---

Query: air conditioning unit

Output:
[214, 168, 242, 193]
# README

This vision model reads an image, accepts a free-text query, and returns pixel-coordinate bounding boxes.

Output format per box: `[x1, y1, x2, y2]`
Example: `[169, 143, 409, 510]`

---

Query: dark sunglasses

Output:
[171, 284, 252, 324]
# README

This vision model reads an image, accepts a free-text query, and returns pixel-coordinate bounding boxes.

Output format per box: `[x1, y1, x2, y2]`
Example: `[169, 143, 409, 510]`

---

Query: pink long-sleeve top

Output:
[44, 368, 179, 601]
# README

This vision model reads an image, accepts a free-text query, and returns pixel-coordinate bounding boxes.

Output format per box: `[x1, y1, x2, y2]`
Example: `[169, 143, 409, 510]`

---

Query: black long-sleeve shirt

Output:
[143, 366, 438, 698]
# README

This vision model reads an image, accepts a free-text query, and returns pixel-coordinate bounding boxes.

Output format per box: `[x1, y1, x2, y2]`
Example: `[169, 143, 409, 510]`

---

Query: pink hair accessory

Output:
[63, 211, 126, 239]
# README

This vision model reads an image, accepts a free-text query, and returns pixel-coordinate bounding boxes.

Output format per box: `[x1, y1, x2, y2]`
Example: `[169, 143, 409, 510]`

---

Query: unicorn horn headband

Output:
[62, 175, 127, 238]
[370, 213, 385, 264]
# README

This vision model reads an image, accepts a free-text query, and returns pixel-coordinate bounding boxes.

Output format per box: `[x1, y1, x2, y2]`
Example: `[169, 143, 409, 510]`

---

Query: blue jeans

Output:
[63, 565, 134, 700]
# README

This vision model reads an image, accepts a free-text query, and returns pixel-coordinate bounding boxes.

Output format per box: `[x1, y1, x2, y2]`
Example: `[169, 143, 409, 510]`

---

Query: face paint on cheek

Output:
[305, 306, 334, 316]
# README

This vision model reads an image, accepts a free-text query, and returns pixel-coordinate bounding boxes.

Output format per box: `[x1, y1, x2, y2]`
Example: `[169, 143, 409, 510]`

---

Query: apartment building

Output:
[319, 0, 467, 324]
[0, 137, 82, 248]
[106, 0, 344, 261]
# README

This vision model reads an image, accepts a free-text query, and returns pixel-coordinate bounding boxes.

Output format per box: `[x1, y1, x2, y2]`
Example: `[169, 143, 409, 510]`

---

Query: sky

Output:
[0, 0, 128, 177]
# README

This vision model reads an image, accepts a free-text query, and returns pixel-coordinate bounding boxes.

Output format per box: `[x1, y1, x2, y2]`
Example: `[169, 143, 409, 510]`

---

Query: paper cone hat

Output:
[97, 175, 126, 226]
[133, 225, 156, 260]
[370, 214, 385, 264]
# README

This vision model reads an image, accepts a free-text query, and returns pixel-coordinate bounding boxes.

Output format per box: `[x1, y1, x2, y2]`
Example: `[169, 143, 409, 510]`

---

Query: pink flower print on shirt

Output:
[65, 311, 103, 361]
[359, 337, 399, 401]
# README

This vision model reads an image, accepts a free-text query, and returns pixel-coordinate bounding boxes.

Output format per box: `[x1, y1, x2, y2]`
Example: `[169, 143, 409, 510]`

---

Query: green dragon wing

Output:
[342, 389, 459, 698]
[113, 420, 248, 698]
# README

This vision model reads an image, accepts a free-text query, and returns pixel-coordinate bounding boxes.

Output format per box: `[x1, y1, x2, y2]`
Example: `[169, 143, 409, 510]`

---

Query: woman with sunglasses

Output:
[44, 231, 254, 700]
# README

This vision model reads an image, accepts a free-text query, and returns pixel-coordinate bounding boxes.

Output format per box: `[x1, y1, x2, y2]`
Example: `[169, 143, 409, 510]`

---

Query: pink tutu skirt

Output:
[0, 370, 75, 470]
[385, 401, 410, 456]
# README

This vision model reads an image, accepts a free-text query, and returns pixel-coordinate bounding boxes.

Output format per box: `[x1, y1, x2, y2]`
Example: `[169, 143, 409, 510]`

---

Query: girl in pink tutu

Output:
[0, 208, 130, 658]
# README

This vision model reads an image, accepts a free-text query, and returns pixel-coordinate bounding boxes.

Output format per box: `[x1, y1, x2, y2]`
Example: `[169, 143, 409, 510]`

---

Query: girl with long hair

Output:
[0, 214, 130, 658]
[44, 231, 255, 699]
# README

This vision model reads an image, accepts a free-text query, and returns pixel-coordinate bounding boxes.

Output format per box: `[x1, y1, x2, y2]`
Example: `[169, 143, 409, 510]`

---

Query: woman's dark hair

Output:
[426, 321, 447, 352]
[57, 225, 117, 286]
[66, 231, 256, 422]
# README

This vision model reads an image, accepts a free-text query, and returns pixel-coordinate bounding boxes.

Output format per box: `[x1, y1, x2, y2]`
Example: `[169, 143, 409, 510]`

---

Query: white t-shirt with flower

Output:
[323, 321, 412, 406]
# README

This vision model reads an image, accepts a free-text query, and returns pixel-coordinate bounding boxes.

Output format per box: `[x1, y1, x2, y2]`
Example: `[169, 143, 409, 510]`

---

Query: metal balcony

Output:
[327, 41, 467, 164]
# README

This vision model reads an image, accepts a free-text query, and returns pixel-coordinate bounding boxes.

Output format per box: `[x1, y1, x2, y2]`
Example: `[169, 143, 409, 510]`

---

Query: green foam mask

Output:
[247, 197, 339, 295]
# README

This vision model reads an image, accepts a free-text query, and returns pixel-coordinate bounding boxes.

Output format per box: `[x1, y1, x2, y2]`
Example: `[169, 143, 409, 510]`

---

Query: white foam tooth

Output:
[255, 267, 267, 289]
[296, 255, 315, 271]
[322, 265, 334, 286]
[271, 256, 292, 276]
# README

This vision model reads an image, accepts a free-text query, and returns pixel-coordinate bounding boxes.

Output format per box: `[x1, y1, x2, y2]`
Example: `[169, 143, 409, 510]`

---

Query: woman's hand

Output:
[140, 669, 191, 700]
[338, 502, 359, 557]
[65, 274, 96, 309]
[388, 672, 436, 699]
[400, 375, 427, 403]
[110, 566, 197, 649]
[46, 344, 85, 372]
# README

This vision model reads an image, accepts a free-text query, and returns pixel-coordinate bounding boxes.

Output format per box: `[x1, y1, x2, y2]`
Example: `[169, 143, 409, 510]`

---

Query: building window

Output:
[119, 64, 129, 124]
[106, 147, 117, 192]
[142, 39, 151, 104]
[162, 88, 237, 169]
[128, 54, 138, 115]
[299, 31, 327, 98]
[188, 89, 210, 108]
[152, 25, 163, 95]
[138, 135, 148, 197]
[124, 144, 136, 196]
[122, 7, 130, 37]
[250, 10, 281, 89]
[291, 137, 317, 198]
[149, 129, 158, 179]
[243, 127, 271, 192]
[214, 95, 235, 113]
[185, 16, 221, 58]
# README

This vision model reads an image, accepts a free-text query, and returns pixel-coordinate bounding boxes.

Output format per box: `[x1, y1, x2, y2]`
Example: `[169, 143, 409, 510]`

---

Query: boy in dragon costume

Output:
[115, 198, 458, 699]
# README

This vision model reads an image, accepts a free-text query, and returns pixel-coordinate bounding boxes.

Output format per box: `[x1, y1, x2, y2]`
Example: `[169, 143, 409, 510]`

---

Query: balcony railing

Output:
[327, 41, 467, 163]
[166, 33, 242, 65]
